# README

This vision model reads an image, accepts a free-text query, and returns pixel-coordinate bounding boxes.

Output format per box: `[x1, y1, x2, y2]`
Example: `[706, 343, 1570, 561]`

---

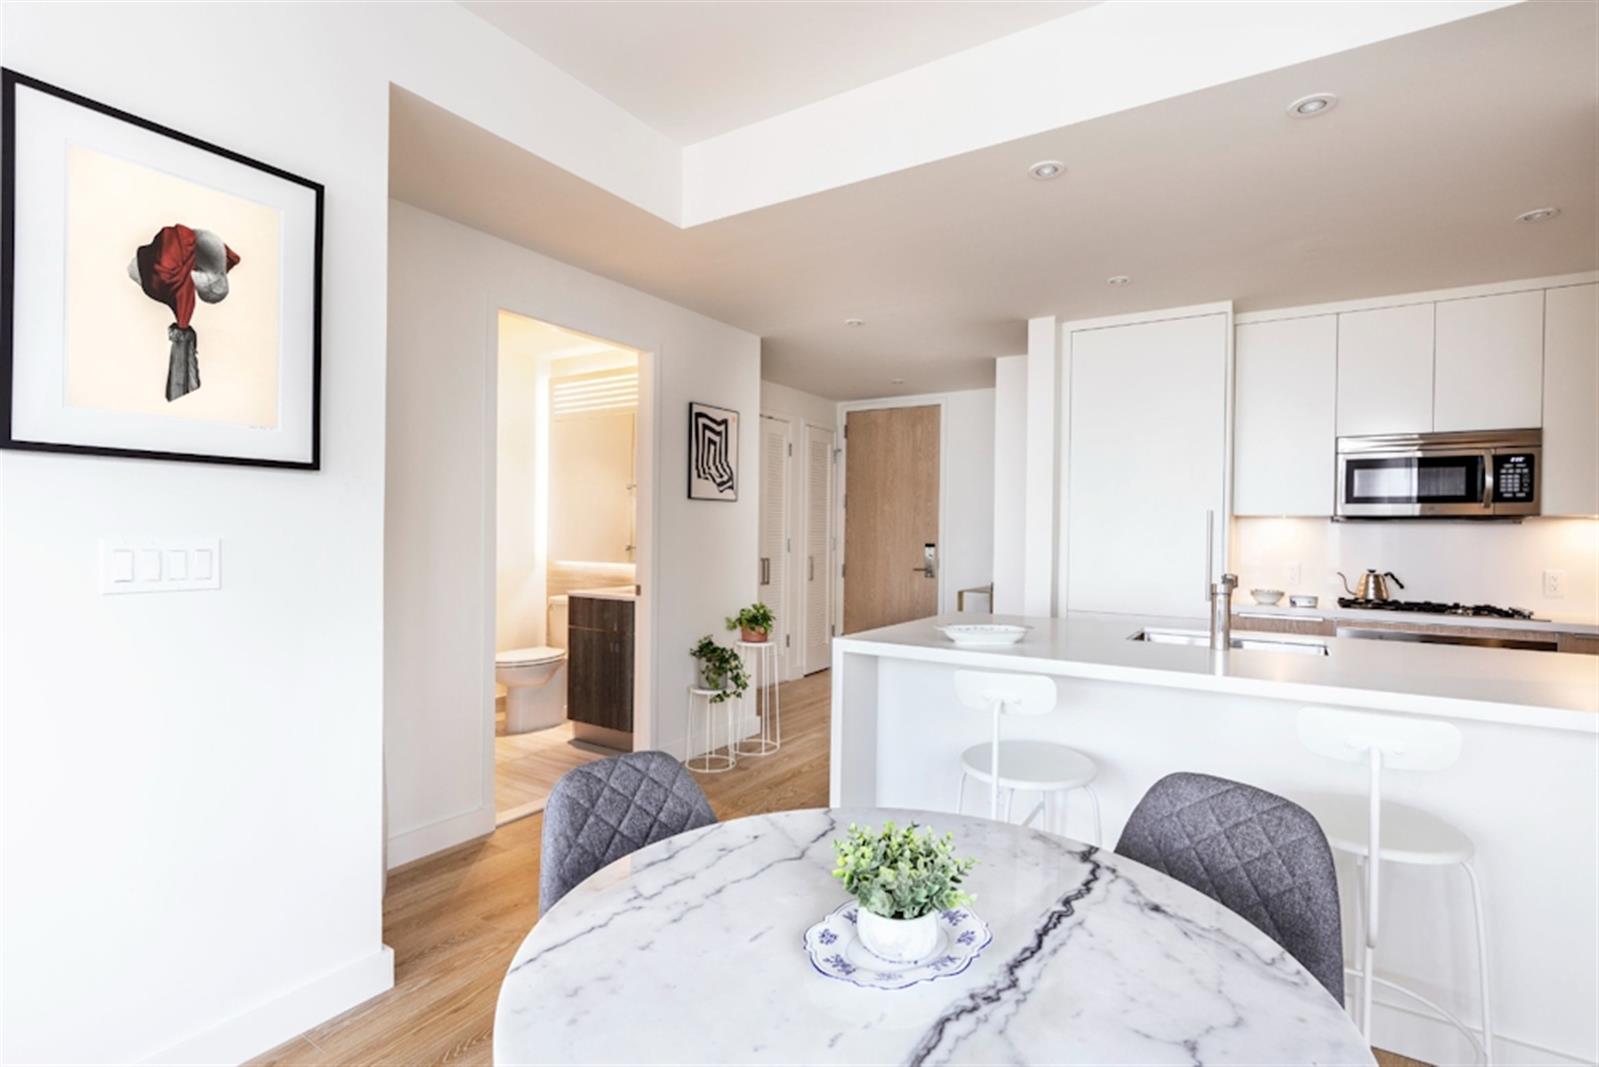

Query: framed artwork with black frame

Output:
[687, 401, 738, 501]
[1, 69, 324, 469]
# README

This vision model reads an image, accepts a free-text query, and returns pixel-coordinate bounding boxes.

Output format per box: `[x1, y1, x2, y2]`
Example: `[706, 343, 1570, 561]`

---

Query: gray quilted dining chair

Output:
[1115, 772, 1344, 1002]
[539, 750, 717, 915]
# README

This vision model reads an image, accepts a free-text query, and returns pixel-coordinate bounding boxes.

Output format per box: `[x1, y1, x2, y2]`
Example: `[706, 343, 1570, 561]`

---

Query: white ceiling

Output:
[398, 1, 1598, 400]
[458, 0, 1094, 143]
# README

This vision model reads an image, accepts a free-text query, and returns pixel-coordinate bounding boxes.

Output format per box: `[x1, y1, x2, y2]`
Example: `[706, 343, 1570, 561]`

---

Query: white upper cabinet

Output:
[1234, 316, 1337, 516]
[1542, 284, 1599, 516]
[1336, 303, 1434, 436]
[1434, 290, 1545, 431]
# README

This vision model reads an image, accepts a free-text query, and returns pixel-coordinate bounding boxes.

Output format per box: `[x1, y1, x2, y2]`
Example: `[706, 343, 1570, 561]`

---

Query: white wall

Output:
[761, 380, 837, 430]
[1233, 516, 1599, 624]
[387, 201, 760, 868]
[0, 4, 403, 1063]
[991, 356, 1026, 614]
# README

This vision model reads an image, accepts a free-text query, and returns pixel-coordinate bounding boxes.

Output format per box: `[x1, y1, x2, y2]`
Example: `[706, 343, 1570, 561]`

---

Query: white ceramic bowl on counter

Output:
[1250, 589, 1285, 606]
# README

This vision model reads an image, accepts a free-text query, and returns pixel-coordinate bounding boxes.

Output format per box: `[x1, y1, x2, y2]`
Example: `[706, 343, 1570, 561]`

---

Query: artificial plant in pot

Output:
[690, 636, 750, 703]
[726, 602, 775, 643]
[832, 821, 977, 964]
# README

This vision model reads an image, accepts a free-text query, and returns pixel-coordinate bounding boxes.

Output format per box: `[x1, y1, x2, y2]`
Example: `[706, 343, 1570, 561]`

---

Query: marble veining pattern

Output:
[494, 808, 1372, 1065]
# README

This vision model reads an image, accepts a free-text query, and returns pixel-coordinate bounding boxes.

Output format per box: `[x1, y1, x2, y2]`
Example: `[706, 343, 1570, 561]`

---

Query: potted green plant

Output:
[832, 821, 976, 963]
[725, 602, 775, 643]
[690, 636, 750, 703]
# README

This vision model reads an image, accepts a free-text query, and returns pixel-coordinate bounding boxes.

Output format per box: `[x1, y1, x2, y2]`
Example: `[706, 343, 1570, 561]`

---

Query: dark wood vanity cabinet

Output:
[567, 595, 634, 743]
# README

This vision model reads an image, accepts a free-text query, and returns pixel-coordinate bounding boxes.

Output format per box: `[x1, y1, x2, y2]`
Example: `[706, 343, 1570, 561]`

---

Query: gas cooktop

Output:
[1336, 598, 1536, 620]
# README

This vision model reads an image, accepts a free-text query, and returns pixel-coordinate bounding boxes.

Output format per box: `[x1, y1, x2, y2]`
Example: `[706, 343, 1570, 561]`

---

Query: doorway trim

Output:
[834, 394, 951, 636]
[482, 305, 662, 826]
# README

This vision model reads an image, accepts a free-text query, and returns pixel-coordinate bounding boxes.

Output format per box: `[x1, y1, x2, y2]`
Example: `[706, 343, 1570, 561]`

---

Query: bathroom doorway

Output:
[493, 310, 644, 825]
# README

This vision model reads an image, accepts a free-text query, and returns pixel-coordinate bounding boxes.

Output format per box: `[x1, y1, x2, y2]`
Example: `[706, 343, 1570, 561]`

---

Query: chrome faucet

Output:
[1210, 573, 1238, 651]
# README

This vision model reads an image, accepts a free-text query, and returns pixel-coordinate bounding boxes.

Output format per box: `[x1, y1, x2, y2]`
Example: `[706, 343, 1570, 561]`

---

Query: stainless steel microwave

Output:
[1336, 430, 1541, 518]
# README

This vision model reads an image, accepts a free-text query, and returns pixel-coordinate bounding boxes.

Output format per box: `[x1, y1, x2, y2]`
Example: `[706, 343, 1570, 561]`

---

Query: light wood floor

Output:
[492, 721, 611, 824]
[253, 671, 1421, 1066]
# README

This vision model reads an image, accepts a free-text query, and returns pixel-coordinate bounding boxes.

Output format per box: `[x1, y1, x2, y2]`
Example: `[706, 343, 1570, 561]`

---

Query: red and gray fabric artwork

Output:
[125, 224, 240, 401]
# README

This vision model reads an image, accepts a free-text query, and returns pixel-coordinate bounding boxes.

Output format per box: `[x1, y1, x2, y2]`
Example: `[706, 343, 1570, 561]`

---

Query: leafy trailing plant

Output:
[832, 821, 976, 920]
[690, 635, 750, 704]
[725, 602, 775, 636]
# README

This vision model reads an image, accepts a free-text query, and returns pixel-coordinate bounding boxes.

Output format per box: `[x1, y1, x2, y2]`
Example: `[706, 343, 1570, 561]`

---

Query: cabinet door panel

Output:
[1543, 284, 1599, 516]
[1065, 313, 1227, 616]
[1434, 290, 1544, 431]
[1336, 304, 1434, 436]
[1234, 316, 1337, 515]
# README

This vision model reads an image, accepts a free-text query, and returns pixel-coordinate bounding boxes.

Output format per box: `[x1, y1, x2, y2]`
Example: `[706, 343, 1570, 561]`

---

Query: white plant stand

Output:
[733, 640, 782, 757]
[685, 686, 736, 774]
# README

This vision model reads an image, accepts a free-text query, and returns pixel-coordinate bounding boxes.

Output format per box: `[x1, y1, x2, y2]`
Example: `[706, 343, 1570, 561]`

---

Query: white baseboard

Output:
[143, 945, 394, 1066]
[387, 804, 495, 869]
[1371, 995, 1593, 1067]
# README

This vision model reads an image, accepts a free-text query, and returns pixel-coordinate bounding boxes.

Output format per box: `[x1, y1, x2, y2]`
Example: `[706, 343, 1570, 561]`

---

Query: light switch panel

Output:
[100, 539, 221, 595]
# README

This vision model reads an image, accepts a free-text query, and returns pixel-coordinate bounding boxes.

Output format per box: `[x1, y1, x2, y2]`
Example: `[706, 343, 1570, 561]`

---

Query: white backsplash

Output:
[1230, 517, 1599, 623]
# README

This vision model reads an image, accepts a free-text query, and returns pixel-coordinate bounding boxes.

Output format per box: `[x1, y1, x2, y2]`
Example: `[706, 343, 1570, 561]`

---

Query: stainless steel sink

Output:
[1129, 627, 1329, 656]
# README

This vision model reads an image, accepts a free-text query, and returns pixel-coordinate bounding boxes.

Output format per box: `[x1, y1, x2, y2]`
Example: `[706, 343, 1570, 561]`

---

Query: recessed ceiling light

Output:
[1516, 207, 1561, 223]
[1286, 93, 1338, 118]
[1028, 160, 1065, 181]
[1106, 275, 1131, 287]
[844, 318, 865, 327]
[890, 378, 905, 385]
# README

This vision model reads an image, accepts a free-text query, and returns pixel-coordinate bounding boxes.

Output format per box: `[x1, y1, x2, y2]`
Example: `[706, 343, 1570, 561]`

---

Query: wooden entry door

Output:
[842, 405, 940, 633]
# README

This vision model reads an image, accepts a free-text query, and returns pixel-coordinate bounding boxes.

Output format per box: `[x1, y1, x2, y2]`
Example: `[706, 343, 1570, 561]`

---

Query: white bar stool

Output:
[684, 687, 736, 774]
[1297, 706, 1491, 1065]
[733, 640, 781, 757]
[952, 670, 1102, 845]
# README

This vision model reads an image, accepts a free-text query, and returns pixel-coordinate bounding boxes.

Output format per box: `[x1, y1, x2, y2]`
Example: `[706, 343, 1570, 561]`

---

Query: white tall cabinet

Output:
[1543, 283, 1599, 516]
[1063, 311, 1228, 617]
[1233, 315, 1337, 515]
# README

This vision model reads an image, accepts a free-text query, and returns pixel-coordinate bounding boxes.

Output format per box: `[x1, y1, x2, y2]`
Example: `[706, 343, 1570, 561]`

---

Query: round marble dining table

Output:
[493, 807, 1373, 1066]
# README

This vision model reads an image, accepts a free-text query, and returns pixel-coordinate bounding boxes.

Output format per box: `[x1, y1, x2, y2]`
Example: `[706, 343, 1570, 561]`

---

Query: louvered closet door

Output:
[758, 416, 790, 667]
[803, 424, 835, 674]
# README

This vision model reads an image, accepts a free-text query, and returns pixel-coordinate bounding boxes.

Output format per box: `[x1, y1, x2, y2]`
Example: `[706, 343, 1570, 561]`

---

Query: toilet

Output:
[495, 596, 569, 734]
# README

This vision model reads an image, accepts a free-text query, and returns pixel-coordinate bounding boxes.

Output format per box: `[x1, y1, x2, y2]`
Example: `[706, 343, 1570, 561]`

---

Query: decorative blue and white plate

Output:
[803, 902, 992, 990]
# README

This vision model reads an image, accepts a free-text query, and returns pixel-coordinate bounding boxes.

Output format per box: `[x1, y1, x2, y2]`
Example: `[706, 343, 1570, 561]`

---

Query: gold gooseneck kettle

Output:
[1338, 568, 1406, 601]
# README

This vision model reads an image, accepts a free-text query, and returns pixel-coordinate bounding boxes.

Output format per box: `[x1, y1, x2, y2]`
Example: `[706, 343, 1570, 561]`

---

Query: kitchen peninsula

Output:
[831, 612, 1598, 1066]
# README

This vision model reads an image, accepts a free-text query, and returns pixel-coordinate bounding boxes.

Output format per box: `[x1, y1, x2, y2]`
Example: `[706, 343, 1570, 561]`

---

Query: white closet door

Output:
[803, 424, 835, 675]
[1065, 313, 1228, 617]
[758, 417, 791, 667]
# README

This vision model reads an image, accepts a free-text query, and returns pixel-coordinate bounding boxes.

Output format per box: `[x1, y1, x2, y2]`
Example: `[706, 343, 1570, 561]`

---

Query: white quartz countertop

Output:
[835, 612, 1599, 733]
[565, 585, 637, 601]
[1233, 600, 1599, 635]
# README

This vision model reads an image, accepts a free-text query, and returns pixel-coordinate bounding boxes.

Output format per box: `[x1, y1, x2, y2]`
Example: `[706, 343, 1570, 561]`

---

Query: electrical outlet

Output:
[1285, 562, 1303, 586]
[1543, 570, 1567, 598]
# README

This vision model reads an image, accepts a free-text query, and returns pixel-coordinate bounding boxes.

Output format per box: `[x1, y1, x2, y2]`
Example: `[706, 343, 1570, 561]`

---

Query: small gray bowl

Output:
[1289, 594, 1319, 608]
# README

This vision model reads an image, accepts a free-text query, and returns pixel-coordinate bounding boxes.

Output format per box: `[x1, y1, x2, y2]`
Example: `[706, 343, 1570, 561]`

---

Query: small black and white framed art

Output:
[1, 69, 324, 469]
[687, 401, 739, 501]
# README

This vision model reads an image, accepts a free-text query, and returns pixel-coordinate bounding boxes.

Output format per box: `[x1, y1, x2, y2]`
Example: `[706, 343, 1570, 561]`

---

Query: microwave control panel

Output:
[1493, 453, 1536, 502]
